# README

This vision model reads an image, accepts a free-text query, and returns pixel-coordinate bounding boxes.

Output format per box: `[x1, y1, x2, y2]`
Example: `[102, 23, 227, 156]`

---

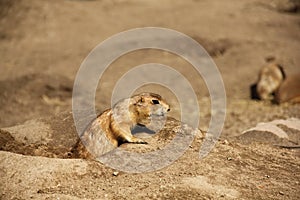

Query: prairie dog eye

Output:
[152, 99, 160, 104]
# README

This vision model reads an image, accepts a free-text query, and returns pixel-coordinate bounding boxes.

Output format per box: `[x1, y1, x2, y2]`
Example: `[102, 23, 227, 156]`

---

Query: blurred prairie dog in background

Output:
[251, 57, 300, 104]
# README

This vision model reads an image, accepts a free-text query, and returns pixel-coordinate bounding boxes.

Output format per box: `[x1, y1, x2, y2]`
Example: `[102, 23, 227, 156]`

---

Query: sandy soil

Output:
[0, 0, 300, 199]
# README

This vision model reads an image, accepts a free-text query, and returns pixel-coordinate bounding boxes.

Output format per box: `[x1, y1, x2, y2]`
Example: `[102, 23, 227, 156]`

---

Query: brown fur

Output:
[73, 93, 170, 158]
[256, 63, 285, 100]
[275, 73, 300, 104]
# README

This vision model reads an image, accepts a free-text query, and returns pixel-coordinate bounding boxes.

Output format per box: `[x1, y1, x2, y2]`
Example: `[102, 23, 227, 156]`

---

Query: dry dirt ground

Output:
[1, 0, 300, 199]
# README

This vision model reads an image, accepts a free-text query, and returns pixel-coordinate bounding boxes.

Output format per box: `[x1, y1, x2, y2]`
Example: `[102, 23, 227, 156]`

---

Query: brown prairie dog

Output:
[252, 60, 300, 104]
[256, 62, 285, 100]
[75, 92, 170, 158]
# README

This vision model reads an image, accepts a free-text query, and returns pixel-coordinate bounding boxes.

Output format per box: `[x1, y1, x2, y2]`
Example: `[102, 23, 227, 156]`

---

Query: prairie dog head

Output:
[131, 93, 170, 125]
[256, 63, 285, 100]
[112, 92, 170, 127]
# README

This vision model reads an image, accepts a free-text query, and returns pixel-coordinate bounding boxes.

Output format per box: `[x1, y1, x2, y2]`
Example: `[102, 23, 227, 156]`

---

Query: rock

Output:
[113, 171, 119, 176]
[236, 118, 300, 145]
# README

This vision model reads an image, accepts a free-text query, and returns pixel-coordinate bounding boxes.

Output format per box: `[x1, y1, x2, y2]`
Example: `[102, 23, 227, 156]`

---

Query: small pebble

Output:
[279, 191, 284, 195]
[113, 171, 119, 176]
[222, 140, 229, 145]
[227, 157, 233, 161]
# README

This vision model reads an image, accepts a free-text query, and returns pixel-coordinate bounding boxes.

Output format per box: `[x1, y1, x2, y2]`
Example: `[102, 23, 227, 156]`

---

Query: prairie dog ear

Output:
[136, 96, 145, 106]
[132, 96, 144, 106]
[265, 56, 276, 63]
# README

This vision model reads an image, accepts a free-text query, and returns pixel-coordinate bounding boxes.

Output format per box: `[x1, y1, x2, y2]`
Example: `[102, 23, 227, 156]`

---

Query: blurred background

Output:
[0, 0, 299, 133]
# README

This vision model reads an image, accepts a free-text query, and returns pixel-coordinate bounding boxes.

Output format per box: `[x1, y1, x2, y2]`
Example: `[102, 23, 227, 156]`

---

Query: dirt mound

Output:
[0, 112, 202, 159]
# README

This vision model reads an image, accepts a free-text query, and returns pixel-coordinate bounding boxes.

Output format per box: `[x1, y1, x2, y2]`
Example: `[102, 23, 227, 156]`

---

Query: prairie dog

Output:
[256, 63, 285, 100]
[74, 92, 170, 158]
